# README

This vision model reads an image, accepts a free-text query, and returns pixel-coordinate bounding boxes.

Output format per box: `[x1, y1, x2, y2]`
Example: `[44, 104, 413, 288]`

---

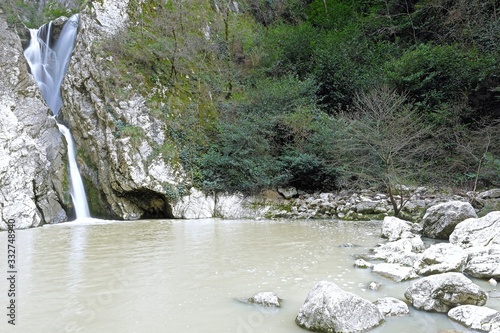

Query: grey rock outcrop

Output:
[61, 2, 185, 219]
[449, 212, 500, 248]
[0, 13, 67, 229]
[422, 201, 477, 239]
[413, 243, 467, 276]
[296, 281, 384, 333]
[404, 272, 488, 313]
[448, 305, 500, 332]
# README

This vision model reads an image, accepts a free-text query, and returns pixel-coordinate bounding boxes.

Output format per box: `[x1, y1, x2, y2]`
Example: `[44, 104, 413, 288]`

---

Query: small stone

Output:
[490, 278, 498, 286]
[354, 259, 374, 269]
[247, 292, 282, 307]
[368, 281, 381, 291]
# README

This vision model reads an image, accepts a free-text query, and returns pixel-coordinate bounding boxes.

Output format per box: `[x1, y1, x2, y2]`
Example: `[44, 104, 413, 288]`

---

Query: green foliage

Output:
[279, 151, 338, 191]
[118, 125, 145, 147]
[1, 0, 78, 28]
[312, 25, 399, 110]
[307, 0, 358, 30]
[58, 0, 500, 195]
[385, 44, 497, 110]
[199, 121, 285, 193]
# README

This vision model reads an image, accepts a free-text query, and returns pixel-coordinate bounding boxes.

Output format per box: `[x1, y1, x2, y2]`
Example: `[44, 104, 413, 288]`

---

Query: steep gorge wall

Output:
[0, 12, 68, 229]
[61, 1, 186, 219]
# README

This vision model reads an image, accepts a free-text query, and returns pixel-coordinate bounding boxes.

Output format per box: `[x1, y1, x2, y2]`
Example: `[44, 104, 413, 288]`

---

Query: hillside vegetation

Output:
[6, 0, 500, 197]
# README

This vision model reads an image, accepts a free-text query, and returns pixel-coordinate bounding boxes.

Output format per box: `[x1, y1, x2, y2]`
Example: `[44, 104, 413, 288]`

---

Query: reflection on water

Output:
[0, 219, 498, 333]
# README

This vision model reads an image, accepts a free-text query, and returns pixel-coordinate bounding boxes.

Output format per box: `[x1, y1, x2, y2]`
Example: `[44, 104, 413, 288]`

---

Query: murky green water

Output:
[1, 218, 498, 332]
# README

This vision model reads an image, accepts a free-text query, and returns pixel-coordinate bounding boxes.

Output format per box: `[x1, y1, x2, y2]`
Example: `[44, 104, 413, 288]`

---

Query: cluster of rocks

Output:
[294, 201, 500, 333]
[245, 201, 500, 333]
[266, 186, 500, 222]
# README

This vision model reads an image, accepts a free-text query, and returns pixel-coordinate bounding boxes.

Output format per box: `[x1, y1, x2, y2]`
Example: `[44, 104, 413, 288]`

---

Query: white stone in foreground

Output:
[296, 281, 384, 333]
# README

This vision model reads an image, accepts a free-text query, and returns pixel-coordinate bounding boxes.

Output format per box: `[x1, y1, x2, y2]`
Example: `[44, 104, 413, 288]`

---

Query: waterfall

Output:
[24, 14, 91, 220]
[57, 124, 91, 219]
[24, 14, 79, 115]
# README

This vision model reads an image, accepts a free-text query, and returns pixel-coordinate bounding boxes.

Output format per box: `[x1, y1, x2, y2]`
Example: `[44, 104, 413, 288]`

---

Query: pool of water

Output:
[0, 218, 498, 332]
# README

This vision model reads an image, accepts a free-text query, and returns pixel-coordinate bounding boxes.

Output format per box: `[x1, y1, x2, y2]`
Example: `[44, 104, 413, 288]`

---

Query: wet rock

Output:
[413, 243, 467, 276]
[463, 246, 500, 279]
[296, 281, 384, 333]
[404, 272, 488, 313]
[422, 201, 477, 239]
[354, 259, 374, 269]
[247, 292, 282, 307]
[368, 281, 381, 291]
[448, 305, 500, 332]
[381, 216, 422, 241]
[372, 263, 419, 282]
[373, 297, 410, 316]
[490, 278, 498, 286]
[449, 212, 500, 248]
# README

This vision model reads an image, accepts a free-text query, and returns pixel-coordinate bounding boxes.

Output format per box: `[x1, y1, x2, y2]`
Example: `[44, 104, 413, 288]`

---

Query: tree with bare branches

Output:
[341, 86, 435, 217]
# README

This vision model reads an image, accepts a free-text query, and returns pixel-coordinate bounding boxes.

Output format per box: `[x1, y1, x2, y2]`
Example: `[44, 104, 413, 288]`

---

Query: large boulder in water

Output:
[448, 305, 500, 332]
[422, 201, 477, 239]
[381, 216, 422, 241]
[404, 272, 487, 313]
[296, 281, 384, 333]
[449, 211, 500, 248]
[413, 243, 467, 276]
[463, 245, 500, 279]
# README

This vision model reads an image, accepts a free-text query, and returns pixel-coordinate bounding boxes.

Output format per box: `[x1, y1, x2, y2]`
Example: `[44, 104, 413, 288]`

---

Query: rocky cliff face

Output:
[0, 12, 68, 229]
[61, 1, 186, 219]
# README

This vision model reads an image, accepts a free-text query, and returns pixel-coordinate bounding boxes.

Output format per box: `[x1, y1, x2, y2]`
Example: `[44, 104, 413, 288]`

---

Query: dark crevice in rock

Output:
[123, 188, 174, 219]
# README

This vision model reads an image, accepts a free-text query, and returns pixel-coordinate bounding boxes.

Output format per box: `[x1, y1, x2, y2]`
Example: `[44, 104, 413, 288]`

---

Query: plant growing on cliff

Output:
[341, 85, 435, 217]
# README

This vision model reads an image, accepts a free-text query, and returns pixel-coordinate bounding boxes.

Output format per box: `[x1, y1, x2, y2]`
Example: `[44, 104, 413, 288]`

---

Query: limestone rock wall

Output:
[0, 13, 67, 229]
[61, 1, 185, 219]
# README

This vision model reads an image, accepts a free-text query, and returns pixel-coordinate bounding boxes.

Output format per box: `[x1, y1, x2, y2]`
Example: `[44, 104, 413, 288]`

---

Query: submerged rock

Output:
[247, 292, 282, 307]
[422, 201, 477, 239]
[354, 259, 374, 269]
[448, 305, 500, 332]
[404, 272, 488, 313]
[296, 281, 384, 333]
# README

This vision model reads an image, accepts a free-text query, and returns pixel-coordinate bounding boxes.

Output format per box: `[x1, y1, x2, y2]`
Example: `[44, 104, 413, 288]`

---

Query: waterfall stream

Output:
[24, 14, 91, 220]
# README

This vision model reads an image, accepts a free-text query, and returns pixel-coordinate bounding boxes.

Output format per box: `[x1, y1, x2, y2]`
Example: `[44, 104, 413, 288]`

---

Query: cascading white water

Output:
[24, 14, 80, 115]
[57, 124, 91, 219]
[24, 14, 91, 220]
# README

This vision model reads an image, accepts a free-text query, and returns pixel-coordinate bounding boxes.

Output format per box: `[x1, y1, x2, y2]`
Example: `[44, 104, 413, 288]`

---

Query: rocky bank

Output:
[295, 204, 500, 333]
